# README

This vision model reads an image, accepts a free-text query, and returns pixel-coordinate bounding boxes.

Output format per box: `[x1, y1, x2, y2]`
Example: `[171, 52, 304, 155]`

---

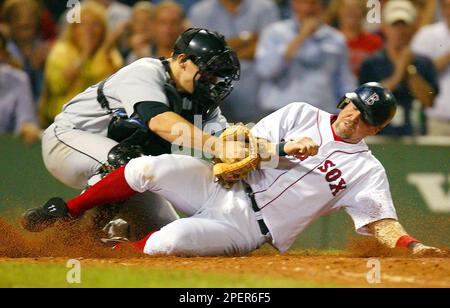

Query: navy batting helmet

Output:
[337, 82, 397, 127]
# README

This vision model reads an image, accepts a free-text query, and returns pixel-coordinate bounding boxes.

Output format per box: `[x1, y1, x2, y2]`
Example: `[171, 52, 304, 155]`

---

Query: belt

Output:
[243, 182, 269, 236]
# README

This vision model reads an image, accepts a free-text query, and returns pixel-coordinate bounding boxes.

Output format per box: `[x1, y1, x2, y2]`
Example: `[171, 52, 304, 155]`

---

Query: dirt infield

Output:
[1, 254, 449, 288]
[1, 218, 449, 288]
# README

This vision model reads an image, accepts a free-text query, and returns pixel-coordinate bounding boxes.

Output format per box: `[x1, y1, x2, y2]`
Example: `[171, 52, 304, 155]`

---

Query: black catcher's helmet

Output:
[173, 28, 241, 117]
[337, 82, 398, 127]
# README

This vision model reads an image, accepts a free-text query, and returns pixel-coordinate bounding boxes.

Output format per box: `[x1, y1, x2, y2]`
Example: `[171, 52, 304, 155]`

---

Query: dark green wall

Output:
[0, 135, 78, 212]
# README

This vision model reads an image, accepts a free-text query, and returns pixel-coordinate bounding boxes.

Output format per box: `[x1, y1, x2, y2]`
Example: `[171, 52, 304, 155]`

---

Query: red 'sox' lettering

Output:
[318, 160, 347, 197]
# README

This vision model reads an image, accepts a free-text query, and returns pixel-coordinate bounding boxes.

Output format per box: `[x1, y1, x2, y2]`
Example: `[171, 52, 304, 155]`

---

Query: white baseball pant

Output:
[42, 123, 118, 189]
[125, 154, 271, 256]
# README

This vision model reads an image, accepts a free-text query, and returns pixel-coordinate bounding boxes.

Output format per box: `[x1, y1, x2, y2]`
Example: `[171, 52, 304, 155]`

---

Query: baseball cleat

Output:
[21, 197, 71, 232]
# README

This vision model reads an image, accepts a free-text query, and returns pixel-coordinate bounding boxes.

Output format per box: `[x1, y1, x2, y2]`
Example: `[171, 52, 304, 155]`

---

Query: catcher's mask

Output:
[174, 28, 240, 117]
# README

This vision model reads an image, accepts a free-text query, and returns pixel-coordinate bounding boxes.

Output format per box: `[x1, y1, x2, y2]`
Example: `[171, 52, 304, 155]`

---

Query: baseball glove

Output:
[213, 125, 260, 188]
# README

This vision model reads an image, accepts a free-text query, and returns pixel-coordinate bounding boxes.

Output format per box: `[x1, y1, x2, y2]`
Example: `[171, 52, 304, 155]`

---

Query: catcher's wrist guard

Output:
[278, 142, 288, 157]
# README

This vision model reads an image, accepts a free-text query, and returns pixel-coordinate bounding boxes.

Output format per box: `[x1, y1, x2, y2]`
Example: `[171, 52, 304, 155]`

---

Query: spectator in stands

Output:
[39, 1, 123, 127]
[275, 0, 292, 19]
[150, 1, 186, 59]
[411, 0, 440, 30]
[1, 0, 53, 101]
[255, 0, 355, 116]
[189, 0, 279, 122]
[40, 0, 67, 30]
[436, 0, 447, 22]
[328, 0, 438, 33]
[411, 0, 450, 136]
[120, 1, 155, 64]
[59, 1, 184, 64]
[337, 0, 383, 76]
[359, 0, 439, 136]
[326, 0, 384, 33]
[92, 0, 132, 30]
[40, 7, 57, 41]
[0, 28, 19, 69]
[0, 0, 5, 34]
[0, 31, 41, 145]
[150, 0, 197, 13]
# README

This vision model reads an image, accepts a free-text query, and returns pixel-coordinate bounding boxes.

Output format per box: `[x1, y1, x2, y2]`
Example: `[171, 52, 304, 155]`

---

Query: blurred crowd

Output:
[0, 0, 449, 145]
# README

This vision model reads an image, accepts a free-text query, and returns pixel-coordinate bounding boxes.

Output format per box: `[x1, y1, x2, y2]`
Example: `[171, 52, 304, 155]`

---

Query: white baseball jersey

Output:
[247, 102, 398, 252]
[53, 58, 227, 134]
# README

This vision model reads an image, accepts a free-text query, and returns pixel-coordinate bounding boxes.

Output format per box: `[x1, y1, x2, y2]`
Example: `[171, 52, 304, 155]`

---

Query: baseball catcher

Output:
[30, 28, 242, 241]
[22, 83, 445, 257]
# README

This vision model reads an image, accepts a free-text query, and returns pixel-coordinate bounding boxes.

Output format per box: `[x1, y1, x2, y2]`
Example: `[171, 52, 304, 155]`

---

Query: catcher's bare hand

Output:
[284, 137, 319, 159]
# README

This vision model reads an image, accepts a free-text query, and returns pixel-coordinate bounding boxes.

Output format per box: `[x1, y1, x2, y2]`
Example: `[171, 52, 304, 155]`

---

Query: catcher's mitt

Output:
[213, 125, 260, 188]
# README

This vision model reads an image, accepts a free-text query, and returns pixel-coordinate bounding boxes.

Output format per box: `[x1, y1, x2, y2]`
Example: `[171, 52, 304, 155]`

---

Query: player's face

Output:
[334, 103, 380, 143]
[176, 57, 201, 94]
